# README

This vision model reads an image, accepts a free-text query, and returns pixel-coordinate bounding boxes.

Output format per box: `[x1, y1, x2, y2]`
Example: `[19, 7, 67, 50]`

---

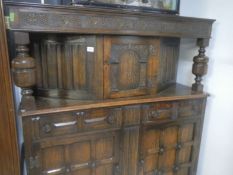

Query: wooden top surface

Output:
[20, 84, 208, 117]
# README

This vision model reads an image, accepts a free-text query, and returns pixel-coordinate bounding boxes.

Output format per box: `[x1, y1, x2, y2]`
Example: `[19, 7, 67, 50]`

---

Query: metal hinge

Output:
[4, 16, 10, 29]
[29, 156, 40, 169]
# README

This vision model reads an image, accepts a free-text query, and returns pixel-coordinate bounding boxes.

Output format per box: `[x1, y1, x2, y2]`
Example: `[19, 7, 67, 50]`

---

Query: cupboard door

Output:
[104, 36, 160, 99]
[140, 122, 199, 175]
[28, 132, 120, 175]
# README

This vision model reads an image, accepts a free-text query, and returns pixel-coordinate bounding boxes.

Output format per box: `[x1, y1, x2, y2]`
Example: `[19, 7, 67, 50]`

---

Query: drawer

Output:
[35, 112, 80, 138]
[82, 108, 122, 131]
[142, 102, 176, 123]
[142, 100, 203, 124]
[30, 107, 122, 139]
[178, 100, 203, 118]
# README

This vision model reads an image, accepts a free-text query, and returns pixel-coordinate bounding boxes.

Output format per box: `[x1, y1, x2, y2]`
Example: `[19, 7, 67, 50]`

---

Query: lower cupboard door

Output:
[29, 131, 120, 175]
[139, 121, 201, 175]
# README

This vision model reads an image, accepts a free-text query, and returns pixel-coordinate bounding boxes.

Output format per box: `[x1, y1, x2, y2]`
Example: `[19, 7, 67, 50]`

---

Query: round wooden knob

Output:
[149, 110, 159, 118]
[139, 159, 145, 165]
[173, 165, 180, 172]
[91, 162, 96, 168]
[42, 124, 52, 133]
[66, 168, 70, 173]
[115, 164, 120, 174]
[159, 146, 165, 154]
[176, 143, 182, 150]
[107, 115, 115, 124]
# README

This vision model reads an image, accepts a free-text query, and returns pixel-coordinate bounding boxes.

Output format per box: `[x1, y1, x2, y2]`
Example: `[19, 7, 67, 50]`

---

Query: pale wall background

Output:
[178, 0, 233, 175]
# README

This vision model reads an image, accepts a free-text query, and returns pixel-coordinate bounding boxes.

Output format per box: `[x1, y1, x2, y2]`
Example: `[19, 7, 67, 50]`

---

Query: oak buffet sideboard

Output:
[2, 1, 214, 175]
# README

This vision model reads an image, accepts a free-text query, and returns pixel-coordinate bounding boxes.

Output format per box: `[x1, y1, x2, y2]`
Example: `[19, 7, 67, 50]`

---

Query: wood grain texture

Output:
[0, 0, 20, 174]
[140, 121, 198, 175]
[2, 2, 213, 175]
[5, 2, 214, 39]
[11, 32, 36, 96]
[31, 35, 103, 100]
[159, 38, 180, 91]
[104, 36, 160, 99]
[120, 126, 140, 175]
[192, 39, 209, 92]
[25, 130, 121, 175]
[20, 83, 208, 117]
[22, 97, 206, 175]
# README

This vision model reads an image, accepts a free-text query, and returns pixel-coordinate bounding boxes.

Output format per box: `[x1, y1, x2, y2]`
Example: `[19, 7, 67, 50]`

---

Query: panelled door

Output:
[32, 35, 103, 100]
[104, 36, 160, 99]
[139, 121, 201, 175]
[29, 131, 120, 175]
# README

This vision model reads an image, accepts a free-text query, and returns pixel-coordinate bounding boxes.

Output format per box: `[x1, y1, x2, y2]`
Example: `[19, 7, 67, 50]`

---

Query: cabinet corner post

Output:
[192, 38, 209, 92]
[11, 32, 36, 108]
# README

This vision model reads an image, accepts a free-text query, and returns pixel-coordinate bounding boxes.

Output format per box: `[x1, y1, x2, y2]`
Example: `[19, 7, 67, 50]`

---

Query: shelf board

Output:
[20, 83, 208, 117]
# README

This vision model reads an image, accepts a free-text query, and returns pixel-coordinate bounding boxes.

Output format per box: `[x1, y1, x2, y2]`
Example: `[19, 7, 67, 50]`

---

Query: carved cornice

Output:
[5, 2, 215, 39]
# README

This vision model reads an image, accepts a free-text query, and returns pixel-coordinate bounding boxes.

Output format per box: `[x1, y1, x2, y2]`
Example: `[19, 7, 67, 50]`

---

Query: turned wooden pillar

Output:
[11, 32, 36, 98]
[192, 38, 209, 92]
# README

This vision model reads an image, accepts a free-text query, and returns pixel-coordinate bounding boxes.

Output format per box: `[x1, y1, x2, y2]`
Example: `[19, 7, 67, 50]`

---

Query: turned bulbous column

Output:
[192, 38, 209, 92]
[11, 32, 36, 97]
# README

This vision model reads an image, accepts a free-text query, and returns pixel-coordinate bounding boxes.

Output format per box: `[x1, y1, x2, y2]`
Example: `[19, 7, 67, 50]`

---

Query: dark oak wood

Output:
[11, 32, 36, 96]
[25, 34, 180, 100]
[104, 36, 160, 98]
[158, 38, 180, 91]
[22, 95, 207, 175]
[0, 0, 20, 174]
[1, 1, 214, 175]
[4, 2, 214, 39]
[192, 39, 209, 92]
[140, 122, 197, 175]
[31, 34, 103, 100]
[20, 84, 208, 117]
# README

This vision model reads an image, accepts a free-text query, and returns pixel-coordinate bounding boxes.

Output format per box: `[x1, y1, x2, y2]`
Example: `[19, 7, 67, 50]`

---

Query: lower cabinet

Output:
[139, 122, 201, 175]
[30, 131, 121, 175]
[24, 99, 205, 175]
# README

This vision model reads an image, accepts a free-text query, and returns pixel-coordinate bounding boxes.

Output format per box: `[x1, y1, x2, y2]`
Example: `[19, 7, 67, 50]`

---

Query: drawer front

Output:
[82, 108, 122, 131]
[142, 100, 203, 123]
[37, 112, 80, 138]
[29, 108, 122, 139]
[142, 102, 176, 123]
[178, 100, 203, 118]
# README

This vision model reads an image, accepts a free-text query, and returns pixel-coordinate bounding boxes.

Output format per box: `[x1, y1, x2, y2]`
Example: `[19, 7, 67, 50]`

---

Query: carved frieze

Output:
[7, 4, 214, 38]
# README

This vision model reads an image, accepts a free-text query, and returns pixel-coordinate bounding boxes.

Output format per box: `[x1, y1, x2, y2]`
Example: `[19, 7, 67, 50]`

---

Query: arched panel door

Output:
[104, 36, 160, 99]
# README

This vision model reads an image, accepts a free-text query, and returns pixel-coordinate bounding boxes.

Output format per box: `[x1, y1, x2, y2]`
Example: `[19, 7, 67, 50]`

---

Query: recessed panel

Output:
[104, 36, 160, 99]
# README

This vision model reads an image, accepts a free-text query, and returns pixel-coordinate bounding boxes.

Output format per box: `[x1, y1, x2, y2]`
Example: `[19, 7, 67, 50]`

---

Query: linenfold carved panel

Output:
[31, 35, 103, 100]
